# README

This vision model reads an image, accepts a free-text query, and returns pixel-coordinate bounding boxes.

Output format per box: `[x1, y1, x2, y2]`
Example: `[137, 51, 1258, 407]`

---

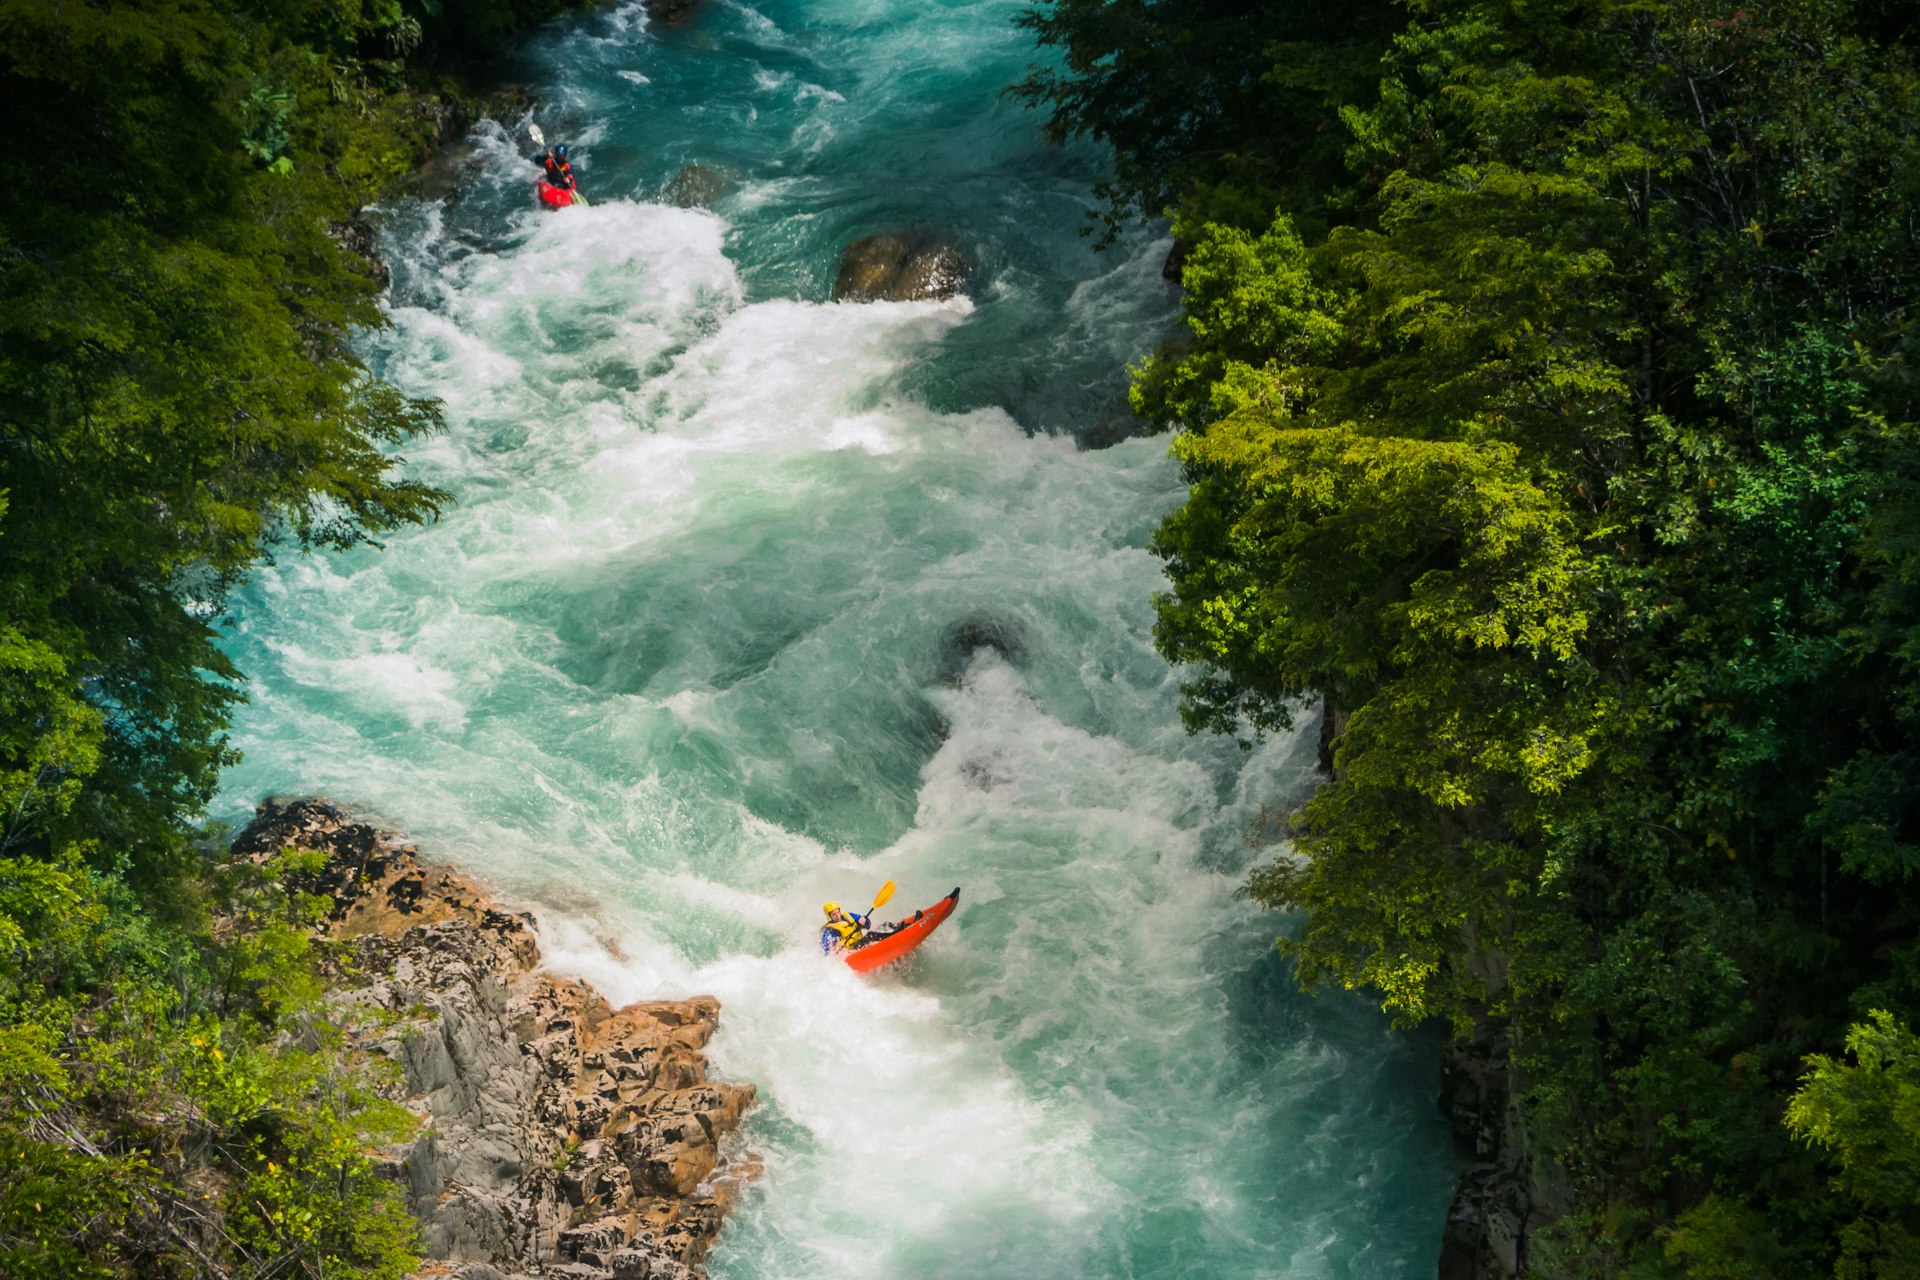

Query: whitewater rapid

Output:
[216, 1, 1453, 1275]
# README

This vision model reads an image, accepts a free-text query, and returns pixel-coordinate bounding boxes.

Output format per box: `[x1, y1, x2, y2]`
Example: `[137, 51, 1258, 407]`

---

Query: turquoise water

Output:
[215, 1, 1454, 1274]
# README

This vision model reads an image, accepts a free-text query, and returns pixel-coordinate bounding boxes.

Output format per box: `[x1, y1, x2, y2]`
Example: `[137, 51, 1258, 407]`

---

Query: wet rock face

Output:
[1161, 238, 1190, 283]
[665, 164, 737, 208]
[1434, 1021, 1571, 1280]
[831, 231, 969, 303]
[234, 798, 757, 1280]
[328, 215, 391, 290]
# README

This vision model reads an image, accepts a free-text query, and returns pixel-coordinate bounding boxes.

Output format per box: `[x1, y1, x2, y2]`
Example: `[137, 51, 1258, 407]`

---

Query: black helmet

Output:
[554, 144, 570, 161]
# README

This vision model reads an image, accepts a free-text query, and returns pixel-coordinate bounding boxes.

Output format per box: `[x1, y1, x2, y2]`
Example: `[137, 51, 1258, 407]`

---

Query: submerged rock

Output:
[665, 164, 737, 208]
[938, 617, 1027, 685]
[233, 798, 757, 1280]
[832, 231, 969, 303]
[643, 0, 708, 27]
[411, 136, 489, 204]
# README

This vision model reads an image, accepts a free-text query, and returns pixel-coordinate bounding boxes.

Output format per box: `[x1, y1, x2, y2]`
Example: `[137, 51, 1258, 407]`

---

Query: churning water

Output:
[215, 0, 1454, 1274]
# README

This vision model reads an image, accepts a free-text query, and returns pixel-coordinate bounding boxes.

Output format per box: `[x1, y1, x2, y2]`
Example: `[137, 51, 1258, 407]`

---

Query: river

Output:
[214, 0, 1454, 1274]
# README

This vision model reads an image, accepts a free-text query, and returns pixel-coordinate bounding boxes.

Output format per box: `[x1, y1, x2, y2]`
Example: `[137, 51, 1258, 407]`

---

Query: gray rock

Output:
[612, 1251, 700, 1280]
[445, 1265, 510, 1280]
[1436, 1020, 1571, 1279]
[327, 216, 390, 290]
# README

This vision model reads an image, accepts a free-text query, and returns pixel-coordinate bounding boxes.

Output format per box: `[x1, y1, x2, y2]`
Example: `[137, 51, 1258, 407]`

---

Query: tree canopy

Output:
[1021, 0, 1920, 1271]
[0, 0, 587, 1271]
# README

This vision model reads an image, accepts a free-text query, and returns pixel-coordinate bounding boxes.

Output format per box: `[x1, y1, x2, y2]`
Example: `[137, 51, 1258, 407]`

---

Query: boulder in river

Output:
[939, 616, 1027, 685]
[832, 231, 970, 303]
[666, 163, 738, 208]
[644, 0, 708, 27]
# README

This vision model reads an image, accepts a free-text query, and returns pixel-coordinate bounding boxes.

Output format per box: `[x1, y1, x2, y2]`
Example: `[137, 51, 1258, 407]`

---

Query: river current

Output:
[215, 0, 1454, 1274]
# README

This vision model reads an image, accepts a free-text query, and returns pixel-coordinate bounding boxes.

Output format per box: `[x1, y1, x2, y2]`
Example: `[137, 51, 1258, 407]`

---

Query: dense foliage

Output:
[1019, 0, 1920, 1272]
[0, 0, 584, 1273]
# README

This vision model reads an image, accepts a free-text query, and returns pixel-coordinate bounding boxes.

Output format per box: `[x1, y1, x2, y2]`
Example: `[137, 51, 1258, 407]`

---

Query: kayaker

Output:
[820, 901, 869, 954]
[539, 143, 578, 196]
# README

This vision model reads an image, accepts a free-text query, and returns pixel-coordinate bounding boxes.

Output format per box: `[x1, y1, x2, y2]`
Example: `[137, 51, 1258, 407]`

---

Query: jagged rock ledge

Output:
[1436, 1021, 1570, 1280]
[233, 798, 757, 1280]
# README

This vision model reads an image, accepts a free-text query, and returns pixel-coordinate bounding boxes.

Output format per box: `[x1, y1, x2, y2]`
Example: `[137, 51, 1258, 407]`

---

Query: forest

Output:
[0, 0, 593, 1273]
[1017, 0, 1920, 1273]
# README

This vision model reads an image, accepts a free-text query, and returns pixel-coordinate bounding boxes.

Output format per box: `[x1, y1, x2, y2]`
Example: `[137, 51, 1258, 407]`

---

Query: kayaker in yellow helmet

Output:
[820, 900, 870, 954]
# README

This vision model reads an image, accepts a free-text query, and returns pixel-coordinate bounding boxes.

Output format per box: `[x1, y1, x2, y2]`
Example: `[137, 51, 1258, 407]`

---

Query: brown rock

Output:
[232, 798, 756, 1280]
[832, 231, 970, 303]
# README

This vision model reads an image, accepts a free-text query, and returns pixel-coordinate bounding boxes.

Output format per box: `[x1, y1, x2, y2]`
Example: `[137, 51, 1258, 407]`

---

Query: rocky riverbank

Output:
[232, 799, 757, 1280]
[1435, 1023, 1572, 1279]
[1312, 700, 1553, 1278]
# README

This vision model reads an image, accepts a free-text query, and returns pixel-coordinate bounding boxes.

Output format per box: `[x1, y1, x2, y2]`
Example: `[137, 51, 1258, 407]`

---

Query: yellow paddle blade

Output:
[870, 880, 896, 912]
[572, 191, 590, 207]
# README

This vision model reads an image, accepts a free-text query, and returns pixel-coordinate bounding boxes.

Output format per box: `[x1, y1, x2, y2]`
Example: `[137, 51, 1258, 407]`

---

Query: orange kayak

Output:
[843, 888, 960, 973]
[537, 180, 581, 209]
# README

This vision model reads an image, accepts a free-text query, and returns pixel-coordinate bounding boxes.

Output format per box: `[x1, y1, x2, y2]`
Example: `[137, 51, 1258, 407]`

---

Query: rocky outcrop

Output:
[1161, 238, 1190, 283]
[1436, 1022, 1569, 1279]
[832, 231, 969, 303]
[329, 214, 392, 290]
[233, 798, 756, 1280]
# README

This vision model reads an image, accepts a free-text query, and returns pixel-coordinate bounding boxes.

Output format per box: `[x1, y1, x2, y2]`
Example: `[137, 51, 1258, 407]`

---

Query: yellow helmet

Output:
[822, 901, 841, 916]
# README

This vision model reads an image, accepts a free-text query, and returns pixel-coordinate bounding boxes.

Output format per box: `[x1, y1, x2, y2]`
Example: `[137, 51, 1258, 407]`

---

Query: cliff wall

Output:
[1436, 1022, 1572, 1280]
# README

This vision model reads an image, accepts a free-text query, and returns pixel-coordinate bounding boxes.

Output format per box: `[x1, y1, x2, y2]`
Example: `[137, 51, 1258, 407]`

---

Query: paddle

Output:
[527, 124, 589, 206]
[857, 880, 896, 932]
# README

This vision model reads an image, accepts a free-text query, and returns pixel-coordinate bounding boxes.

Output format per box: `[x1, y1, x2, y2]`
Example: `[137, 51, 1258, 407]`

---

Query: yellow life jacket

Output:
[825, 917, 863, 949]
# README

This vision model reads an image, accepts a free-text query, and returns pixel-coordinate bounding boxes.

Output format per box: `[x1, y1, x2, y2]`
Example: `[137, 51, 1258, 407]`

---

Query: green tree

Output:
[1788, 1012, 1920, 1279]
[1022, 0, 1920, 1270]
[0, 0, 597, 1272]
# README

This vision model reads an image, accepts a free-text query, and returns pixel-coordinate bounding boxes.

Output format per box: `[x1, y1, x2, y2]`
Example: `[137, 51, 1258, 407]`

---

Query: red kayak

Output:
[844, 888, 960, 973]
[538, 180, 580, 209]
